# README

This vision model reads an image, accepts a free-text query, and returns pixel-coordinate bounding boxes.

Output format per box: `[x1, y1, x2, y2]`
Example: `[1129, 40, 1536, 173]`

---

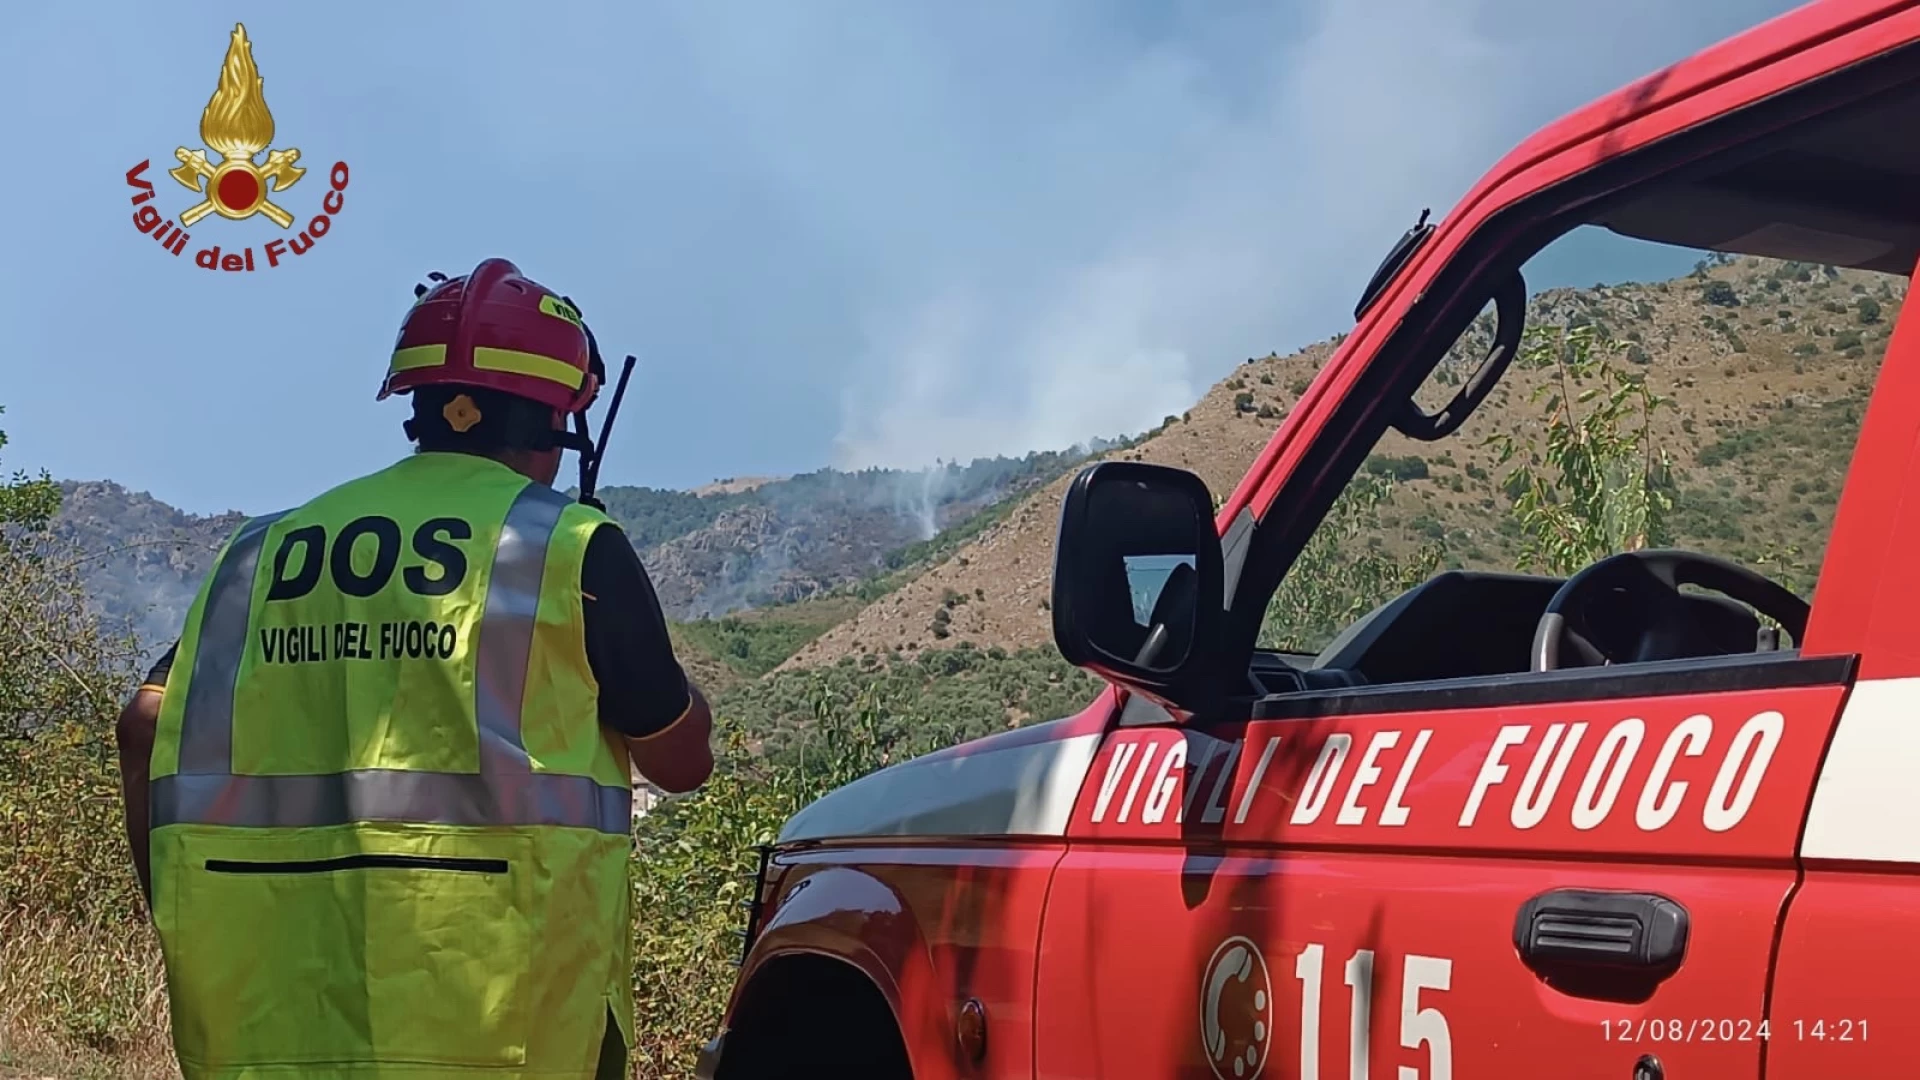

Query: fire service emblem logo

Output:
[123, 23, 351, 273]
[1201, 936, 1274, 1080]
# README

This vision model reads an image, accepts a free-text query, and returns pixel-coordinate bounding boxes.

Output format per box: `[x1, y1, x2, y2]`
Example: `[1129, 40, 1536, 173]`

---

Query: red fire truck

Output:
[698, 2, 1920, 1076]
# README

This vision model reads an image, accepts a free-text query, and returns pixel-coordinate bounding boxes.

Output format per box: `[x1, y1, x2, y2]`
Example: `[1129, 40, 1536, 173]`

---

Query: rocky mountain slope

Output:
[54, 446, 1108, 661]
[52, 482, 245, 658]
[781, 256, 1905, 668]
[620, 449, 1110, 618]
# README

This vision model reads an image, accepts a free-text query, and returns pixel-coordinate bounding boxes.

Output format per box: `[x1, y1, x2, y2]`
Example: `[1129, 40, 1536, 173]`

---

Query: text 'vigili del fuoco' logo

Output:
[124, 23, 351, 273]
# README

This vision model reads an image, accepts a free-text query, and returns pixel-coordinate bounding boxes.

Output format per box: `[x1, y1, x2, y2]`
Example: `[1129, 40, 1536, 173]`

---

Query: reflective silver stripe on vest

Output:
[474, 483, 561, 795]
[153, 483, 631, 835]
[152, 770, 632, 832]
[175, 511, 289, 775]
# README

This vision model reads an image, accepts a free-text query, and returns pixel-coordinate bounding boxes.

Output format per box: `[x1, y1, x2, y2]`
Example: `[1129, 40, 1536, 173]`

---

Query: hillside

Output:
[627, 463, 1026, 618]
[54, 447, 1109, 664]
[783, 255, 1904, 667]
[52, 481, 246, 657]
[776, 344, 1334, 668]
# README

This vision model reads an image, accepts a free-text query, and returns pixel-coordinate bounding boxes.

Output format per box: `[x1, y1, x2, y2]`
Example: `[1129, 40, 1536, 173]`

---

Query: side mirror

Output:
[1051, 461, 1225, 709]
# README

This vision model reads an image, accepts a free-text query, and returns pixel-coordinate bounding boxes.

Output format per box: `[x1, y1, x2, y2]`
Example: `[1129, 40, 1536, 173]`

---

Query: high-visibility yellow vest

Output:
[149, 452, 635, 1080]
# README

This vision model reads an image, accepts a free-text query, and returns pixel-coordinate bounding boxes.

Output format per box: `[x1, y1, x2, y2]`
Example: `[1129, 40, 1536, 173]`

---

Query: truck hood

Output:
[777, 715, 1105, 843]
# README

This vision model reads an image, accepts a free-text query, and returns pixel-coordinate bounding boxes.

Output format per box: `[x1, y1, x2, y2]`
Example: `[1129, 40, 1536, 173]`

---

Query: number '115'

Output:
[1295, 945, 1453, 1080]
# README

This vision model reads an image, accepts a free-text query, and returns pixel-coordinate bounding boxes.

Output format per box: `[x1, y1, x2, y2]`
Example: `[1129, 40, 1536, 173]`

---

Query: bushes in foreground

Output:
[1, 417, 164, 1072]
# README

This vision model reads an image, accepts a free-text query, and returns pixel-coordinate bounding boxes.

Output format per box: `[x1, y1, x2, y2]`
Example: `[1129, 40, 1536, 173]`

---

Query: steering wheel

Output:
[1531, 549, 1811, 672]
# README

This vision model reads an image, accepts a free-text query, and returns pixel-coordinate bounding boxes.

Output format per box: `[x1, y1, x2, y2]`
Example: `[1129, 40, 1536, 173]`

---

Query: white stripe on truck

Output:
[1801, 676, 1920, 862]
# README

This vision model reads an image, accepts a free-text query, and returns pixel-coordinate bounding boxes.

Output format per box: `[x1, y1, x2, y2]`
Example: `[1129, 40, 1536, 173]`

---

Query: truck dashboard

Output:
[1250, 566, 1780, 696]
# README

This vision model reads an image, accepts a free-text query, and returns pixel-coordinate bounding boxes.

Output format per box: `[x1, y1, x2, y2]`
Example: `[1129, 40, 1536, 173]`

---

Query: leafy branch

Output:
[1485, 322, 1675, 576]
[1258, 473, 1444, 652]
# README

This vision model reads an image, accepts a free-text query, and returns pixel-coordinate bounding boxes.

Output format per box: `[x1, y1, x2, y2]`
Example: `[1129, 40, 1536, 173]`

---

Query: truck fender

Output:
[737, 864, 955, 1077]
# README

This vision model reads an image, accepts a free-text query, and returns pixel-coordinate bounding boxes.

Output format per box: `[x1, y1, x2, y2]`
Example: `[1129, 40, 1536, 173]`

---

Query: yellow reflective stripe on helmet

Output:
[388, 344, 447, 373]
[156, 483, 631, 834]
[473, 346, 586, 390]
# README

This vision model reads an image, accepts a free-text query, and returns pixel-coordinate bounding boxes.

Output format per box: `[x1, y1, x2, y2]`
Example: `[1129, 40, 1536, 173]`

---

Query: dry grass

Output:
[0, 902, 707, 1080]
[0, 910, 174, 1080]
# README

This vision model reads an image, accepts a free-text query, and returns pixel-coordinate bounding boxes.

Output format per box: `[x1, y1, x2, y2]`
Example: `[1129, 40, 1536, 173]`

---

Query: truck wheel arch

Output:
[719, 864, 944, 1079]
[716, 951, 914, 1080]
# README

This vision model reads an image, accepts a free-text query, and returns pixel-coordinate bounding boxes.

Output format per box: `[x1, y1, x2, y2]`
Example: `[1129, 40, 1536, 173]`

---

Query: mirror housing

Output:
[1051, 461, 1226, 712]
[1355, 208, 1434, 322]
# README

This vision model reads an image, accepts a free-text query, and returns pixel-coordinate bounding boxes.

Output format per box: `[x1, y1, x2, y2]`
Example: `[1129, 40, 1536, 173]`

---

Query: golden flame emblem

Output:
[167, 24, 306, 229]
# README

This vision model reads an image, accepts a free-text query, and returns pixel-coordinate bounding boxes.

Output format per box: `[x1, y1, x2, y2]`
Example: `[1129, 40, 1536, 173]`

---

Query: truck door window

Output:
[1255, 231, 1905, 692]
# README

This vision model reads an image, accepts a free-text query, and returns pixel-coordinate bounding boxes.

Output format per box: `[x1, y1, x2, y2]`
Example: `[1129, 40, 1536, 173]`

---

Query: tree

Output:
[1, 402, 149, 1057]
[1486, 323, 1674, 576]
[0, 405, 59, 530]
[1, 404, 101, 744]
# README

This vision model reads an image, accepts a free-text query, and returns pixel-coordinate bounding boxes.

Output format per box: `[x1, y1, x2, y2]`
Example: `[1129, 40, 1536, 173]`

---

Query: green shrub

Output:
[674, 614, 837, 679]
[1699, 280, 1740, 307]
[1363, 454, 1429, 482]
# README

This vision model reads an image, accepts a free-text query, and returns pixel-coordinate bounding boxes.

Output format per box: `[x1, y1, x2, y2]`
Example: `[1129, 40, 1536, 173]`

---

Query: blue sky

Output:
[0, 0, 1803, 516]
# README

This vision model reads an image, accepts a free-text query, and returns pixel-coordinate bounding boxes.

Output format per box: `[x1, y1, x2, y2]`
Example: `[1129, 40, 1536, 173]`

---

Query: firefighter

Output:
[112, 258, 714, 1080]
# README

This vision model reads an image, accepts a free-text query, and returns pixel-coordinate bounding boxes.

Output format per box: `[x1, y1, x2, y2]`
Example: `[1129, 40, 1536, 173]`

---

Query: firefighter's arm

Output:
[115, 643, 175, 914]
[581, 523, 716, 793]
[624, 680, 715, 794]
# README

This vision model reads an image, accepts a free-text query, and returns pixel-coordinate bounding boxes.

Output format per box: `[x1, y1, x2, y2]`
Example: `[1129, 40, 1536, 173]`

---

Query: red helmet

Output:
[380, 258, 601, 414]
